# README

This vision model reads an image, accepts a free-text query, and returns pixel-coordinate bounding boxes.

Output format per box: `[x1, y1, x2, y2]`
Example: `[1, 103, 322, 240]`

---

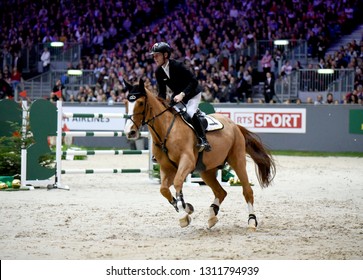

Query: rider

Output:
[149, 41, 211, 152]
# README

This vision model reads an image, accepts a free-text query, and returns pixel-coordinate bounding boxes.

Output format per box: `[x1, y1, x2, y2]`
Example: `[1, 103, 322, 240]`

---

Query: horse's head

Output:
[124, 79, 147, 140]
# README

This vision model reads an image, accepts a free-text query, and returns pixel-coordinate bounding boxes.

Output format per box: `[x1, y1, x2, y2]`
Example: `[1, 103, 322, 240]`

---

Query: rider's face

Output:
[153, 52, 167, 67]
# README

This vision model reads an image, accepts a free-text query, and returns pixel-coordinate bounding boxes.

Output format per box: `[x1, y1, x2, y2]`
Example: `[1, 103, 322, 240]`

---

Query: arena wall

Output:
[65, 103, 363, 153]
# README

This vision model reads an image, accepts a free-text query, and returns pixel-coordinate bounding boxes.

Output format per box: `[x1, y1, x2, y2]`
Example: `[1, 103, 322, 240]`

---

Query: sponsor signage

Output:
[64, 106, 306, 134]
[215, 108, 306, 133]
[63, 106, 126, 131]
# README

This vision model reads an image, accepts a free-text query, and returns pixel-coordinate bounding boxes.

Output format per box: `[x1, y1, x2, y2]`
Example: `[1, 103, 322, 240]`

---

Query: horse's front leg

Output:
[173, 158, 195, 228]
[159, 168, 179, 212]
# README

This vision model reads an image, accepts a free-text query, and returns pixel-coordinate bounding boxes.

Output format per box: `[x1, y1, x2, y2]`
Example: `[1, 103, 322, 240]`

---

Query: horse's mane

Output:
[145, 87, 175, 113]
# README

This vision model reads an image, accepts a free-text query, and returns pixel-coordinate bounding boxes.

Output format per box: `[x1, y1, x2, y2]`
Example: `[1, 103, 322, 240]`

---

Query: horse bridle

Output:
[128, 94, 179, 154]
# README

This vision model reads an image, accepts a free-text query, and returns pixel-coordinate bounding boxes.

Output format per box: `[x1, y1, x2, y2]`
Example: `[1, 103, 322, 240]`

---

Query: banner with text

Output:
[214, 108, 306, 133]
[63, 106, 126, 131]
[63, 106, 306, 134]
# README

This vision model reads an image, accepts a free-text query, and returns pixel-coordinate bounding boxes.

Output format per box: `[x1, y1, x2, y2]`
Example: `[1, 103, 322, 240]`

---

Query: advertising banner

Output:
[63, 106, 306, 134]
[63, 106, 126, 131]
[214, 108, 306, 133]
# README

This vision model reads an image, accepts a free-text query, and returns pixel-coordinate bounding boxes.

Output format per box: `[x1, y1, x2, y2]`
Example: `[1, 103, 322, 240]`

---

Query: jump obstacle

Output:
[52, 100, 154, 190]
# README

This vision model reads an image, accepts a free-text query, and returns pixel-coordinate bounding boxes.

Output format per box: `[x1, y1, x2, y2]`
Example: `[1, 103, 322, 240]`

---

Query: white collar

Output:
[161, 60, 170, 78]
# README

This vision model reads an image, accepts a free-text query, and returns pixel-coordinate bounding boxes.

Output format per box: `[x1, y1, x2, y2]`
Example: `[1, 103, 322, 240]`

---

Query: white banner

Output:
[63, 106, 126, 131]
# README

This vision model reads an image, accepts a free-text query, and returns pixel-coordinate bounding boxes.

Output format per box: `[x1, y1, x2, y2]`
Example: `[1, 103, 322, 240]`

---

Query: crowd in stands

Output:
[1, 0, 363, 104]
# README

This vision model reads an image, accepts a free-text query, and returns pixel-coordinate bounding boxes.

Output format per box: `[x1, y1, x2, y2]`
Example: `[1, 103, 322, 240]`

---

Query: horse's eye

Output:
[139, 101, 144, 106]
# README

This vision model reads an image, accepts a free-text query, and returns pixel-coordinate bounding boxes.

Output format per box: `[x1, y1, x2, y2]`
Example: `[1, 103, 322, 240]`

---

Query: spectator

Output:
[40, 47, 50, 72]
[50, 79, 65, 102]
[92, 29, 104, 54]
[306, 97, 314, 104]
[12, 52, 23, 73]
[261, 50, 272, 74]
[314, 94, 324, 105]
[1, 46, 13, 71]
[10, 67, 22, 93]
[235, 70, 252, 102]
[246, 97, 254, 104]
[0, 72, 13, 99]
[350, 92, 360, 104]
[75, 86, 87, 102]
[326, 92, 334, 104]
[263, 72, 275, 103]
[85, 85, 96, 102]
[356, 85, 363, 103]
[280, 60, 292, 78]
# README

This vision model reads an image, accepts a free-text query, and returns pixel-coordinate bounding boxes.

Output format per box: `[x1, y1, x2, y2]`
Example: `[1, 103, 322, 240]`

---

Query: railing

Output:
[38, 42, 81, 64]
[274, 69, 355, 102]
[52, 70, 98, 100]
[274, 71, 299, 102]
[23, 70, 98, 100]
[7, 43, 82, 74]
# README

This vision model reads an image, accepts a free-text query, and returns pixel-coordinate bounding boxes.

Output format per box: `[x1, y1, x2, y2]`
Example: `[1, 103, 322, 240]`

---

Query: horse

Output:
[124, 79, 276, 230]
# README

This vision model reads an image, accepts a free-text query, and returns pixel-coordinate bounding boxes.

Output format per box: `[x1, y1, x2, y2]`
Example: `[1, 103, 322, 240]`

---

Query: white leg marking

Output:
[247, 202, 254, 215]
[208, 198, 220, 229]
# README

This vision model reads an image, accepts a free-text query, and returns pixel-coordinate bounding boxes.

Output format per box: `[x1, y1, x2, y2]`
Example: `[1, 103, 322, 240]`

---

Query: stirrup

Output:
[197, 140, 211, 152]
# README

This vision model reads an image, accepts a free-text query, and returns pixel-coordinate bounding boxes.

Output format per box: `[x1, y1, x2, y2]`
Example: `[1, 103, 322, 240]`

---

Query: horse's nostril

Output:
[128, 130, 138, 139]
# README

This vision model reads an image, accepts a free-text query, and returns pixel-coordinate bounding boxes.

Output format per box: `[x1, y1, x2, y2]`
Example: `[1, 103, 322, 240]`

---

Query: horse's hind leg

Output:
[200, 168, 227, 229]
[228, 156, 258, 230]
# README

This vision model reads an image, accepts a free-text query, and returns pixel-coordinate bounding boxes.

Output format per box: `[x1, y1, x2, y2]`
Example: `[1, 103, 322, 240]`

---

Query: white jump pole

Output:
[52, 100, 69, 190]
[62, 131, 149, 137]
[20, 101, 34, 190]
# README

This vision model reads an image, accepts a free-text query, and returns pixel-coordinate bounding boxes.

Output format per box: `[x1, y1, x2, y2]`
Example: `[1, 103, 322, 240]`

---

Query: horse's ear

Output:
[124, 80, 133, 92]
[139, 79, 145, 94]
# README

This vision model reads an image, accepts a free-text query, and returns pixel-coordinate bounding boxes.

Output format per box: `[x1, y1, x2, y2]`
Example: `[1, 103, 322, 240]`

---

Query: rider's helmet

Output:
[149, 42, 172, 58]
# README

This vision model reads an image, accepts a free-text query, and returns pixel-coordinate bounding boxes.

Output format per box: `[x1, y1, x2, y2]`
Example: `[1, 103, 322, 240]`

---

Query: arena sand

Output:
[0, 155, 362, 260]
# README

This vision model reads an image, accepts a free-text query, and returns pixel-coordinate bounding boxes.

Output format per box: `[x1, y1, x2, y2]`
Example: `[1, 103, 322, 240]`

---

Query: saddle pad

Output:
[205, 115, 223, 132]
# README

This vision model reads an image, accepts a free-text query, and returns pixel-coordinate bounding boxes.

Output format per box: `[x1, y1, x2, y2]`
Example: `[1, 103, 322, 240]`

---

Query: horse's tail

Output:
[238, 125, 276, 188]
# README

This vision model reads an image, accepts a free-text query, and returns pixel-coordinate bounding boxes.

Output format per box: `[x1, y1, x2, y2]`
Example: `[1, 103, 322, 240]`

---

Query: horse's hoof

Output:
[179, 214, 191, 228]
[185, 203, 194, 215]
[247, 225, 257, 232]
[208, 216, 218, 229]
[248, 214, 258, 229]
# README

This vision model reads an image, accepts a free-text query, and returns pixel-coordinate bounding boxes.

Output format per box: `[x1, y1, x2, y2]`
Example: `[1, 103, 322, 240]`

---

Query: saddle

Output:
[173, 103, 224, 132]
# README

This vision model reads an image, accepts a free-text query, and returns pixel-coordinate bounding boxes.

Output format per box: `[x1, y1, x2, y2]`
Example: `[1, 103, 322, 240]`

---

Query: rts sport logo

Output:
[232, 108, 306, 133]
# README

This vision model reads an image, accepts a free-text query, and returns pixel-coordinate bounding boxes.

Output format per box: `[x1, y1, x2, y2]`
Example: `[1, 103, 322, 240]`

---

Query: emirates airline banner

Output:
[63, 106, 126, 131]
[215, 108, 306, 133]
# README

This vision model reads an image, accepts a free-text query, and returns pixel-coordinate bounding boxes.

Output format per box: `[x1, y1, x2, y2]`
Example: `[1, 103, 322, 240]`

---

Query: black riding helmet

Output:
[149, 42, 172, 58]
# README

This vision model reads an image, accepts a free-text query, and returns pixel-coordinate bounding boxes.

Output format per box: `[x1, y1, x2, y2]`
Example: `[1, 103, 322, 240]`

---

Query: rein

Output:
[145, 103, 178, 153]
[141, 97, 179, 167]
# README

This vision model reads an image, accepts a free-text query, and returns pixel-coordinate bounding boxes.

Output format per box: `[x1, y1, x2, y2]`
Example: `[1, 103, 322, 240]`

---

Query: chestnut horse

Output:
[124, 80, 275, 229]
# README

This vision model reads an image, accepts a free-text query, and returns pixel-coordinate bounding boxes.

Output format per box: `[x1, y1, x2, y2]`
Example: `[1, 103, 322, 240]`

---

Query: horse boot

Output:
[192, 114, 211, 152]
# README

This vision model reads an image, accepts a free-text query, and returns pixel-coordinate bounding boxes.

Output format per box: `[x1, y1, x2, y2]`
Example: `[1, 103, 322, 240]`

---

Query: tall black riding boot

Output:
[192, 114, 211, 152]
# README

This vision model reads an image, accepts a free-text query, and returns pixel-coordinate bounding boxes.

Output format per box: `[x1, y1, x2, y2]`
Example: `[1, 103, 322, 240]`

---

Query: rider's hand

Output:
[173, 92, 185, 103]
